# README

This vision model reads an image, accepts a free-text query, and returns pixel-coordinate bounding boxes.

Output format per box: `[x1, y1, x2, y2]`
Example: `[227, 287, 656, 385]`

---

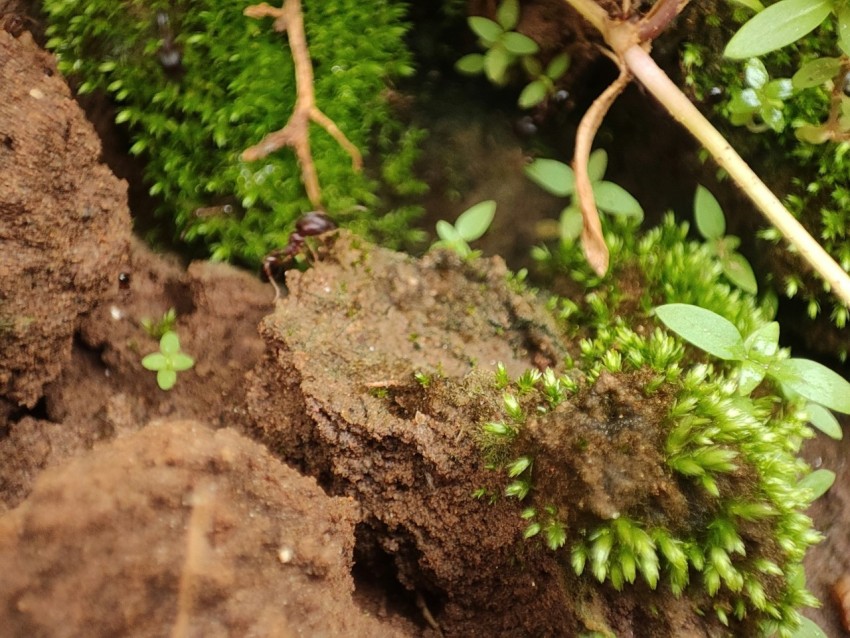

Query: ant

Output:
[263, 211, 337, 300]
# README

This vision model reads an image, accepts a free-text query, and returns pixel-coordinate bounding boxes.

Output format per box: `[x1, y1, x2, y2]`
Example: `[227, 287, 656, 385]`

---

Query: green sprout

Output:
[431, 200, 496, 259]
[727, 58, 794, 133]
[517, 52, 570, 109]
[524, 149, 644, 243]
[141, 330, 195, 391]
[655, 302, 849, 433]
[140, 308, 178, 340]
[693, 185, 758, 294]
[455, 0, 539, 86]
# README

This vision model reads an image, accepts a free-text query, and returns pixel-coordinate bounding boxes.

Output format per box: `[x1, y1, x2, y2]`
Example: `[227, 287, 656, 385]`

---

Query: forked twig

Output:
[242, 0, 363, 208]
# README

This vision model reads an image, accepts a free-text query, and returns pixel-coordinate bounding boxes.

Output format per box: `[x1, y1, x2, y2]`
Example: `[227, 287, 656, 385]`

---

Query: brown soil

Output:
[2, 17, 850, 638]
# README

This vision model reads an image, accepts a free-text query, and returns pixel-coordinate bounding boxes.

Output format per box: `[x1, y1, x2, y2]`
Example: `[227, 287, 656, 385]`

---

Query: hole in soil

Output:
[352, 522, 445, 631]
[7, 395, 50, 425]
[163, 280, 196, 317]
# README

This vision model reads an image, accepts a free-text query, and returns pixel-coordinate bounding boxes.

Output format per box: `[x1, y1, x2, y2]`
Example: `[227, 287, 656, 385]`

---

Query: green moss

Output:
[43, 0, 425, 265]
[482, 216, 822, 636]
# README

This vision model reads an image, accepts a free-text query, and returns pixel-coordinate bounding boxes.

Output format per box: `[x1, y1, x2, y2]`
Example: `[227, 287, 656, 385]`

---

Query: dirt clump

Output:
[0, 29, 132, 412]
[247, 232, 581, 635]
[0, 419, 413, 638]
[0, 238, 272, 512]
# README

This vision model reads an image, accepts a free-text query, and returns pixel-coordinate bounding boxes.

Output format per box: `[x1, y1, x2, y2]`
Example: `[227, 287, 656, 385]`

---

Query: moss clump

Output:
[43, 0, 425, 265]
[481, 216, 822, 636]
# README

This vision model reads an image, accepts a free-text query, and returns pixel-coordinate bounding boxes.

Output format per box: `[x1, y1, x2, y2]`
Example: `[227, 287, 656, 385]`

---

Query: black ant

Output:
[263, 211, 337, 300]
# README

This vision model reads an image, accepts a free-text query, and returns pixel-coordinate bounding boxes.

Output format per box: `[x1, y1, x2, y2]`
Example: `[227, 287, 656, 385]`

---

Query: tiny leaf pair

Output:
[433, 200, 497, 259]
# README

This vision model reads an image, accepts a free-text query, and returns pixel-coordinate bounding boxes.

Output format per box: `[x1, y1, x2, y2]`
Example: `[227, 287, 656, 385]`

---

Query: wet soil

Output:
[2, 14, 850, 638]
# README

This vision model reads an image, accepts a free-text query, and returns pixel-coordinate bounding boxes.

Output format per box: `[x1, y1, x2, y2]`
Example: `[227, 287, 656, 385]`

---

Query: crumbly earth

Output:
[0, 419, 410, 638]
[2, 11, 850, 638]
[0, 29, 132, 411]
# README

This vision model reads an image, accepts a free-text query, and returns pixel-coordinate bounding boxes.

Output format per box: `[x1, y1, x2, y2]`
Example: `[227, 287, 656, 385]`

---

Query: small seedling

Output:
[524, 149, 643, 243]
[726, 58, 794, 133]
[141, 307, 178, 339]
[517, 52, 570, 109]
[655, 303, 850, 436]
[455, 0, 539, 86]
[432, 200, 497, 259]
[141, 330, 195, 390]
[693, 185, 758, 293]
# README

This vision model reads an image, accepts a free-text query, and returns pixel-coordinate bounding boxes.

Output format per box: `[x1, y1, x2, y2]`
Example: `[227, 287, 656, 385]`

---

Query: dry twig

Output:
[242, 0, 363, 208]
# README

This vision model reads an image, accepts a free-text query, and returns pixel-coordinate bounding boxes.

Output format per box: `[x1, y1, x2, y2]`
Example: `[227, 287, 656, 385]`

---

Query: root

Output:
[242, 0, 363, 208]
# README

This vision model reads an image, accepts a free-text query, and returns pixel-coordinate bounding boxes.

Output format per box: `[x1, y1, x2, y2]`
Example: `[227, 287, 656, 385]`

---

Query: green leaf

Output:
[171, 353, 195, 372]
[806, 403, 843, 439]
[497, 0, 520, 30]
[795, 123, 832, 144]
[484, 47, 512, 84]
[521, 56, 542, 76]
[587, 149, 608, 182]
[524, 159, 575, 196]
[773, 358, 850, 413]
[694, 185, 726, 239]
[764, 78, 794, 100]
[157, 369, 178, 391]
[436, 220, 462, 244]
[593, 182, 644, 220]
[545, 52, 570, 79]
[160, 331, 181, 355]
[455, 200, 496, 241]
[744, 321, 779, 358]
[721, 253, 758, 294]
[724, 0, 832, 59]
[502, 31, 540, 55]
[560, 206, 583, 241]
[141, 353, 168, 371]
[502, 32, 539, 56]
[468, 16, 503, 43]
[744, 58, 769, 89]
[738, 360, 767, 394]
[519, 79, 548, 108]
[456, 53, 485, 75]
[797, 469, 836, 501]
[655, 304, 746, 360]
[838, 5, 850, 56]
[792, 57, 841, 89]
[760, 104, 785, 131]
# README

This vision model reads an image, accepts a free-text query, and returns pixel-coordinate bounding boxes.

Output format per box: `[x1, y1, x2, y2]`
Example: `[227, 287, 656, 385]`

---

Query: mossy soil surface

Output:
[3, 20, 850, 638]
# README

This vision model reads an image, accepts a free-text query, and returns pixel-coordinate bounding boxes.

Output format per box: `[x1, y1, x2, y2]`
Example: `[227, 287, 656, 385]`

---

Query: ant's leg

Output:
[263, 260, 283, 302]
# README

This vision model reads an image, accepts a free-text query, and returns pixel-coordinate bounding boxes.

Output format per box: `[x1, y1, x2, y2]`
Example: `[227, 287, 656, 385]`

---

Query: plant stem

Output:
[623, 45, 850, 306]
[560, 0, 850, 307]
